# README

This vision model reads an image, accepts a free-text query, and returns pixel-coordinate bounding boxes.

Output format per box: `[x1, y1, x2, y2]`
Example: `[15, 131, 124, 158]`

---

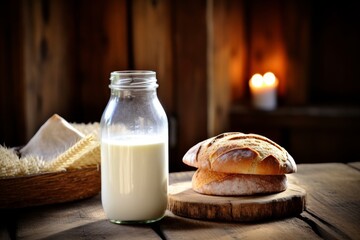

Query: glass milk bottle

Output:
[100, 70, 168, 224]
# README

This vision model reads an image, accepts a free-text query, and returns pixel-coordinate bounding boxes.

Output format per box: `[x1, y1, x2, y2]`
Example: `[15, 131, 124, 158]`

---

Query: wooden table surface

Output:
[1, 162, 360, 240]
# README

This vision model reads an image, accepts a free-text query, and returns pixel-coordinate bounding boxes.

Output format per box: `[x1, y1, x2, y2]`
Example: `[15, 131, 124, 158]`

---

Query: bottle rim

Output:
[109, 70, 158, 89]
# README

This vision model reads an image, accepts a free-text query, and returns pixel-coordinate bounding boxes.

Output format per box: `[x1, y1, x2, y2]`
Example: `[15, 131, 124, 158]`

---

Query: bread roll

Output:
[183, 132, 296, 175]
[192, 168, 287, 195]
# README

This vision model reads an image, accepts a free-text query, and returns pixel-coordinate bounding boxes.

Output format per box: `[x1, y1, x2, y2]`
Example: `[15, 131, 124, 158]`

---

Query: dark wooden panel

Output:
[1, 0, 359, 173]
[131, 0, 179, 170]
[22, 0, 77, 139]
[172, 0, 208, 172]
[290, 128, 360, 163]
[208, 0, 247, 135]
[310, 1, 360, 105]
[229, 106, 360, 164]
[132, 0, 174, 113]
[0, 0, 26, 146]
[282, 0, 311, 105]
[1, 0, 129, 144]
[75, 0, 129, 123]
[227, 0, 248, 103]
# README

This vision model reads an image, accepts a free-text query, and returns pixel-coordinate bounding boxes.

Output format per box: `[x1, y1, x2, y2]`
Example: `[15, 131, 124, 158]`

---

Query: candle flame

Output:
[250, 73, 263, 88]
[263, 72, 276, 86]
[249, 72, 278, 89]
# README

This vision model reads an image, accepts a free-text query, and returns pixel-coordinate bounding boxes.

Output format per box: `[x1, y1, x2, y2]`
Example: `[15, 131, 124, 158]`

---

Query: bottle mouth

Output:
[109, 70, 158, 89]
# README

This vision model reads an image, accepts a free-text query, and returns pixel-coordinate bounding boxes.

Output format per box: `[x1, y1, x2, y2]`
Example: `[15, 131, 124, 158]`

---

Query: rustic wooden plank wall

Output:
[310, 1, 360, 104]
[0, 0, 211, 172]
[0, 0, 26, 146]
[22, 0, 76, 139]
[207, 0, 248, 136]
[282, 0, 311, 105]
[132, 0, 174, 113]
[172, 0, 208, 171]
[75, 0, 129, 122]
[1, 0, 359, 169]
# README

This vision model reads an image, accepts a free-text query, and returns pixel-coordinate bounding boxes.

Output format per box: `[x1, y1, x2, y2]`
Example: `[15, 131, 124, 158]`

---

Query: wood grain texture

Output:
[22, 0, 76, 140]
[0, 0, 26, 147]
[14, 195, 160, 240]
[132, 0, 174, 113]
[1, 0, 360, 175]
[207, 0, 247, 135]
[168, 181, 305, 222]
[348, 162, 360, 171]
[1, 163, 359, 239]
[229, 106, 360, 164]
[281, 0, 311, 105]
[289, 163, 360, 239]
[207, 0, 230, 136]
[162, 210, 322, 240]
[226, 0, 248, 104]
[76, 0, 128, 122]
[173, 0, 208, 172]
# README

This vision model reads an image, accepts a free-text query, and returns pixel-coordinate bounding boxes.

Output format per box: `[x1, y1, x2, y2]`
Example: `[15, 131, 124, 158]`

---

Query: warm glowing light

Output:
[249, 72, 278, 110]
[250, 73, 263, 88]
[263, 72, 276, 86]
[249, 72, 277, 89]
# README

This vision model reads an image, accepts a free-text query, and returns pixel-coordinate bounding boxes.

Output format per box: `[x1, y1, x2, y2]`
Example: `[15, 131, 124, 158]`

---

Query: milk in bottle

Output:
[100, 71, 168, 224]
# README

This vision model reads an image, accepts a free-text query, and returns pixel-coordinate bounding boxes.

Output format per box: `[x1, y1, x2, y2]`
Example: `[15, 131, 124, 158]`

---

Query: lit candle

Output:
[249, 72, 278, 110]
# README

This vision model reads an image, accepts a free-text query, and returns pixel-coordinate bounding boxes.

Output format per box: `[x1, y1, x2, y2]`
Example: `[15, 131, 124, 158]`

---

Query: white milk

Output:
[101, 136, 168, 223]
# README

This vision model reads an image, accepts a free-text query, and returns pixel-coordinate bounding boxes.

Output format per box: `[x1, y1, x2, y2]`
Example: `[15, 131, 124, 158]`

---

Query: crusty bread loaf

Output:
[192, 168, 287, 195]
[183, 132, 296, 175]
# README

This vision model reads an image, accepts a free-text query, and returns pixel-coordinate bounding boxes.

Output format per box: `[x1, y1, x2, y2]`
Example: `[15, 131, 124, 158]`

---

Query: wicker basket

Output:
[0, 166, 101, 208]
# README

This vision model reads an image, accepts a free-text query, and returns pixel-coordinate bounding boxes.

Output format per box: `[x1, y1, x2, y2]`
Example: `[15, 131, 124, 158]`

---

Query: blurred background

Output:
[1, 0, 359, 172]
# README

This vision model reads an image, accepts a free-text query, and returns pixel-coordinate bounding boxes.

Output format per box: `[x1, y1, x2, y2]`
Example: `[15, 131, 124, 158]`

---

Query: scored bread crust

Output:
[183, 132, 296, 175]
[192, 168, 287, 196]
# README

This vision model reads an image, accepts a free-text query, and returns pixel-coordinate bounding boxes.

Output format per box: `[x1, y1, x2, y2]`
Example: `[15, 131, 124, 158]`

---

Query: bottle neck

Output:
[109, 70, 158, 90]
[110, 88, 157, 99]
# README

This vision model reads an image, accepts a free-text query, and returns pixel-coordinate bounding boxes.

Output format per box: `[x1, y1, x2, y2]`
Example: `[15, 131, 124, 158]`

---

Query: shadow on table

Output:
[37, 219, 160, 240]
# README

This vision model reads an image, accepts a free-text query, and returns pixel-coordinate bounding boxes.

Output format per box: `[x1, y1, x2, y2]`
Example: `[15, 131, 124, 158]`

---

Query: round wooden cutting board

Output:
[168, 181, 306, 222]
